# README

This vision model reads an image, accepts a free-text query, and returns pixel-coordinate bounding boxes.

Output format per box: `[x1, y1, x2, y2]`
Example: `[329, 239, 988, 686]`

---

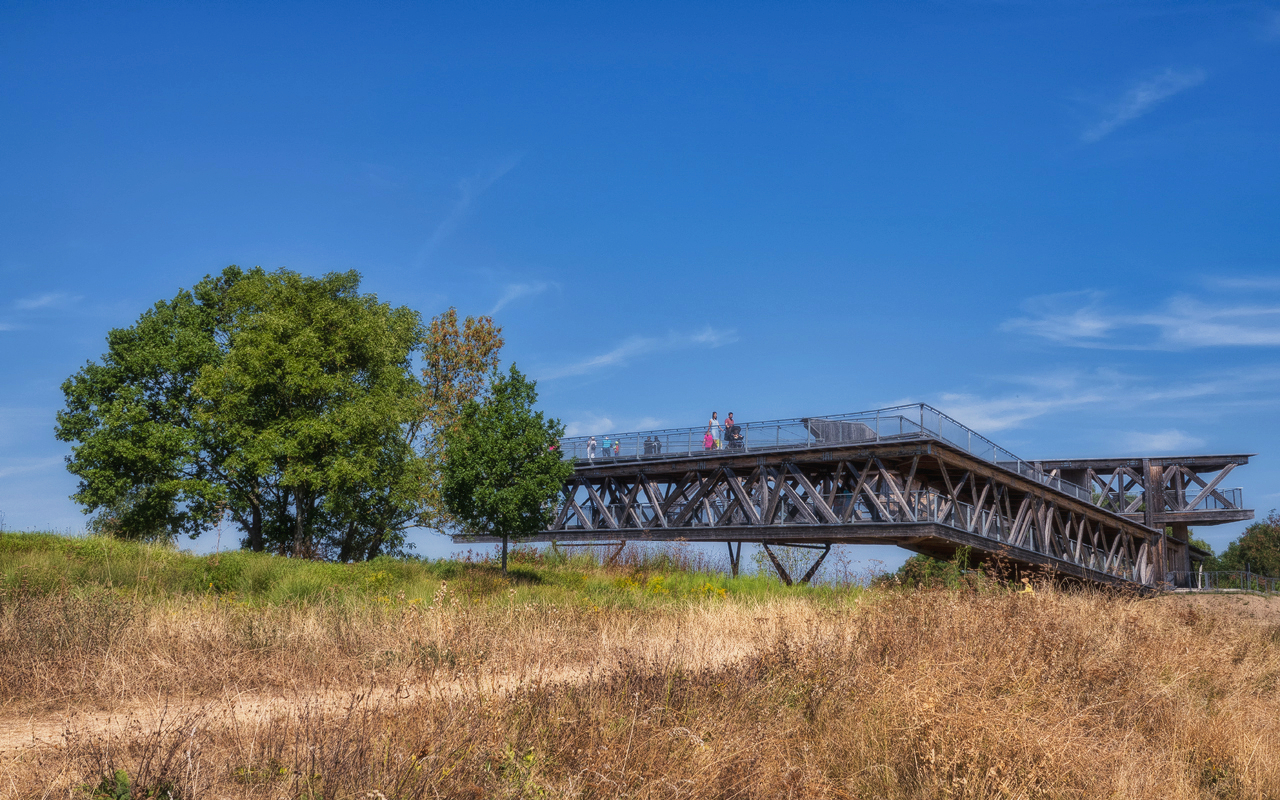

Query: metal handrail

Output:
[559, 403, 1095, 502]
[1166, 570, 1280, 593]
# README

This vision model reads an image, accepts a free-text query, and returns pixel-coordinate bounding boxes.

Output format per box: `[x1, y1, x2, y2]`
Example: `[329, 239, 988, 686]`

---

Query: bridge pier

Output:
[762, 543, 832, 586]
[727, 541, 742, 577]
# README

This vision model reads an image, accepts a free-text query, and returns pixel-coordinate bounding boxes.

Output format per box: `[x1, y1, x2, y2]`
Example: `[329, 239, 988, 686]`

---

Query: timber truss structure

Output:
[1037, 455, 1253, 575]
[454, 405, 1253, 588]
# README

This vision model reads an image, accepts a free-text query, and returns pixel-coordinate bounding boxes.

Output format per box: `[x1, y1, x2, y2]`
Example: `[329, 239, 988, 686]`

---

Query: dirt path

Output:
[0, 665, 606, 766]
[1164, 592, 1280, 625]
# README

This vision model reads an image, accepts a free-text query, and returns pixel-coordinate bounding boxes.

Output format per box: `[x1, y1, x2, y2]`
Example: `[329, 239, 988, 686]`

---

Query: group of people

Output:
[582, 410, 742, 461]
[704, 410, 740, 450]
[585, 435, 620, 461]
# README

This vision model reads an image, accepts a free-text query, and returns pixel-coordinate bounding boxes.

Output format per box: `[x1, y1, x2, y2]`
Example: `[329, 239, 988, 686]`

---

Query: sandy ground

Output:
[1164, 591, 1280, 626]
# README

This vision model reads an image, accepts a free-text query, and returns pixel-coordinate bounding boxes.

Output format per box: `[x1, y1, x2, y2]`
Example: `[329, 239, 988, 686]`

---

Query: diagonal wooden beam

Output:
[903, 455, 920, 516]
[875, 458, 915, 522]
[761, 543, 793, 586]
[672, 469, 725, 527]
[825, 462, 845, 509]
[798, 544, 832, 584]
[762, 467, 786, 524]
[617, 479, 645, 528]
[850, 459, 893, 522]
[722, 467, 762, 525]
[640, 477, 669, 528]
[659, 472, 698, 520]
[565, 488, 594, 531]
[785, 463, 840, 524]
[582, 480, 619, 530]
[551, 480, 577, 529]
[777, 469, 822, 525]
[1183, 463, 1237, 512]
[977, 481, 998, 536]
[1009, 496, 1034, 548]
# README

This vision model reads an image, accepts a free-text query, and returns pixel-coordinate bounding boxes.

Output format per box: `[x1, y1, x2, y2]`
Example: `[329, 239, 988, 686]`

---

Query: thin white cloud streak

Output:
[539, 326, 738, 380]
[934, 367, 1256, 434]
[1215, 276, 1280, 290]
[1082, 67, 1206, 143]
[563, 414, 614, 437]
[1121, 429, 1205, 453]
[416, 155, 522, 265]
[490, 281, 551, 315]
[563, 415, 667, 437]
[14, 292, 80, 310]
[0, 457, 64, 480]
[1002, 291, 1280, 349]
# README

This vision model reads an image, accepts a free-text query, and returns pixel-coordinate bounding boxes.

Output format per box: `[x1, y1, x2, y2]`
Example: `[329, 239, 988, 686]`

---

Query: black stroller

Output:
[724, 424, 744, 450]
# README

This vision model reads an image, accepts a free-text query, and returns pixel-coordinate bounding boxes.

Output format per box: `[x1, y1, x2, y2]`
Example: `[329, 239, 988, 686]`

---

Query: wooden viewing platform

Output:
[454, 405, 1253, 588]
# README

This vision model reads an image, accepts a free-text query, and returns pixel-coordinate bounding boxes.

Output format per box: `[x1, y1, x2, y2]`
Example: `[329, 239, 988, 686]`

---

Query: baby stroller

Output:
[724, 424, 744, 450]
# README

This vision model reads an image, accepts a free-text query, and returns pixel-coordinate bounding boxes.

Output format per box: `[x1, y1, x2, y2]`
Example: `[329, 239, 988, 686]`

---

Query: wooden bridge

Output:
[456, 405, 1253, 588]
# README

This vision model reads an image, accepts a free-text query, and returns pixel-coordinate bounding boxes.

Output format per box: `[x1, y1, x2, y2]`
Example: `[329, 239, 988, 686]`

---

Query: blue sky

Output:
[2, 1, 1279, 565]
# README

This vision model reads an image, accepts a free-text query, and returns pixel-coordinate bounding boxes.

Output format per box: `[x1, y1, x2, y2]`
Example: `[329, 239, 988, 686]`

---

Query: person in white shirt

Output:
[587, 436, 597, 461]
[708, 411, 720, 449]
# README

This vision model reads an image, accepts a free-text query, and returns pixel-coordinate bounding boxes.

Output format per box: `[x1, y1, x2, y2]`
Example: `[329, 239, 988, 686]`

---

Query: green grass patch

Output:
[0, 532, 866, 609]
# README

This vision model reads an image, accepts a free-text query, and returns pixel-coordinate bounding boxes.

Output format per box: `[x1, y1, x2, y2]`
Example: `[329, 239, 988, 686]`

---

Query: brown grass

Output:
[5, 580, 1280, 798]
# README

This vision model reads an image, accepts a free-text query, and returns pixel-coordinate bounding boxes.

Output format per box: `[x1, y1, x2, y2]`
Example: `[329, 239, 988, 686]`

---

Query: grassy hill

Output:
[3, 533, 1280, 799]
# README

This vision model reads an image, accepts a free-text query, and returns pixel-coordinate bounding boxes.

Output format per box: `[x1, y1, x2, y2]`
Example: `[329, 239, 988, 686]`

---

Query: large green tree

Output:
[1217, 510, 1280, 577]
[57, 266, 501, 559]
[440, 365, 573, 573]
[56, 268, 241, 541]
[194, 268, 425, 558]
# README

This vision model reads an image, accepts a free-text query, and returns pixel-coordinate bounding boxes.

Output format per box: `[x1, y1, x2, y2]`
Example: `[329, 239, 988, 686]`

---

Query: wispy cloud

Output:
[539, 326, 738, 380]
[0, 457, 64, 480]
[14, 292, 81, 310]
[563, 414, 614, 437]
[933, 367, 1257, 434]
[1120, 429, 1205, 453]
[563, 414, 667, 437]
[1215, 275, 1280, 291]
[1082, 67, 1206, 143]
[1002, 290, 1280, 349]
[490, 281, 552, 315]
[416, 155, 522, 265]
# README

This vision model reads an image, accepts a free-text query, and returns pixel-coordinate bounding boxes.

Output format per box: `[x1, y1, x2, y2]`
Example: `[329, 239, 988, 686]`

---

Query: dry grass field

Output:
[3, 534, 1280, 799]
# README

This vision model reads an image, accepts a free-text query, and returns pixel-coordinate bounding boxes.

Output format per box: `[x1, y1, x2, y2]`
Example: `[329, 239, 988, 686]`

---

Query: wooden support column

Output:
[1169, 524, 1191, 574]
[762, 543, 793, 586]
[1143, 458, 1167, 580]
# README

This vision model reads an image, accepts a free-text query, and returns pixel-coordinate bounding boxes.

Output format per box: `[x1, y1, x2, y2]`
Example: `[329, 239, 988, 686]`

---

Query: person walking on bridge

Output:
[587, 436, 597, 462]
[708, 411, 721, 449]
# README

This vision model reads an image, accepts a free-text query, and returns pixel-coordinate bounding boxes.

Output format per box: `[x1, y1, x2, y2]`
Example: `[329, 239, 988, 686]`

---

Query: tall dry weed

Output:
[7, 585, 1280, 798]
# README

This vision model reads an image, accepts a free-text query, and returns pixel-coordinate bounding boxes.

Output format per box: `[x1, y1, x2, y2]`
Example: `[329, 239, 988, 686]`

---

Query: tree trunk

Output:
[366, 528, 386, 561]
[248, 501, 263, 552]
[337, 522, 358, 563]
[291, 489, 309, 559]
[502, 534, 508, 574]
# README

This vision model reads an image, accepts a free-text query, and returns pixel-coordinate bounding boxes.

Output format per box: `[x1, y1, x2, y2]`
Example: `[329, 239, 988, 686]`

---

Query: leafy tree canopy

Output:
[57, 266, 502, 560]
[1216, 510, 1280, 577]
[440, 365, 574, 572]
